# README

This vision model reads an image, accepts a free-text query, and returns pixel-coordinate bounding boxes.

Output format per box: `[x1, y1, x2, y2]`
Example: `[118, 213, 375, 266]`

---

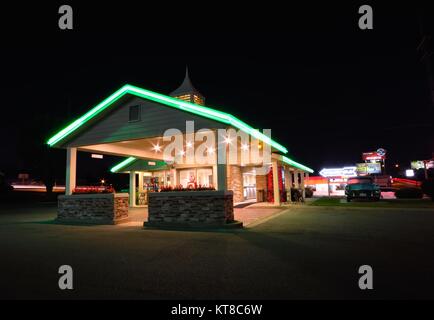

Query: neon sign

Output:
[319, 167, 357, 178]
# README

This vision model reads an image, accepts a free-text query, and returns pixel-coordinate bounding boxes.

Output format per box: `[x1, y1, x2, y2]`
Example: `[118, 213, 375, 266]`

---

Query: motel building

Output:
[47, 71, 313, 227]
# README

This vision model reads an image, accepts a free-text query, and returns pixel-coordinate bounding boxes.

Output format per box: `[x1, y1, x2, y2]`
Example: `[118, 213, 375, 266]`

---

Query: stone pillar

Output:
[129, 171, 136, 207]
[256, 174, 266, 202]
[65, 147, 77, 196]
[272, 161, 280, 205]
[227, 165, 244, 203]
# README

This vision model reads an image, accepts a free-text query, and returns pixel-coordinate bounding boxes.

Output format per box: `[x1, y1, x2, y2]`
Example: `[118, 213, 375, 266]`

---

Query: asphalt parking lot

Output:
[0, 203, 433, 299]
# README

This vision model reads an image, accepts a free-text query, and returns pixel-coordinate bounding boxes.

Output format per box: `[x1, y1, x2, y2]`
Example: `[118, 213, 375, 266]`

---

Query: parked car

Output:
[345, 176, 381, 202]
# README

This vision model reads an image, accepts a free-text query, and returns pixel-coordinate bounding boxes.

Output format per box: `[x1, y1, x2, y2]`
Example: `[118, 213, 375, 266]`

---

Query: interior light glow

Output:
[179, 150, 186, 156]
[241, 143, 249, 151]
[46, 84, 288, 153]
[186, 141, 193, 148]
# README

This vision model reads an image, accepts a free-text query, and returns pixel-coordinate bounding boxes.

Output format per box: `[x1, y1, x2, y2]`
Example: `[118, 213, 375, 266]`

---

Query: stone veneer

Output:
[57, 193, 129, 224]
[227, 165, 244, 203]
[146, 190, 234, 227]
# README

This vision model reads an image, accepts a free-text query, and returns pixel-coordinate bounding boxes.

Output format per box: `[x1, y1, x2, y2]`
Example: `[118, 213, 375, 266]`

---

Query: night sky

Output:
[0, 2, 433, 184]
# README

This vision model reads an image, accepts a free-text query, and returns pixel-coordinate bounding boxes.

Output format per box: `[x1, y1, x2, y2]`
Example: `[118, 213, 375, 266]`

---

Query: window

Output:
[179, 169, 196, 188]
[193, 95, 204, 105]
[196, 168, 213, 187]
[179, 168, 213, 188]
[129, 105, 140, 122]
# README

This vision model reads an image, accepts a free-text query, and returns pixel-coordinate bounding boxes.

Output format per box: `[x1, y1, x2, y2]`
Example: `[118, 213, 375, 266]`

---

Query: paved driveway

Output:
[0, 203, 434, 299]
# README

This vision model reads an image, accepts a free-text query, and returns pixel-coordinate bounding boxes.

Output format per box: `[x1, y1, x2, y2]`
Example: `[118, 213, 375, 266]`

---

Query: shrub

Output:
[72, 186, 114, 194]
[394, 188, 423, 199]
[421, 179, 434, 201]
[291, 188, 303, 202]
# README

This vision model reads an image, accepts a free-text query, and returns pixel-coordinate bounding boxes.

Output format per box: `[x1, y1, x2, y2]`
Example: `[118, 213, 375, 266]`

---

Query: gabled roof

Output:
[46, 84, 288, 153]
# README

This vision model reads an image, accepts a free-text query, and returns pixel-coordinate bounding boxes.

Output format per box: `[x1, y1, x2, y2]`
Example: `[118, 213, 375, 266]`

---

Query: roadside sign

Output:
[319, 167, 357, 177]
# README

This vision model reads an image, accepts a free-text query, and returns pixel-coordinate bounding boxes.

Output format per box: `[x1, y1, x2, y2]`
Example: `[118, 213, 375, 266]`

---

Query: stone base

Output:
[57, 193, 129, 225]
[144, 220, 243, 230]
[148, 190, 235, 227]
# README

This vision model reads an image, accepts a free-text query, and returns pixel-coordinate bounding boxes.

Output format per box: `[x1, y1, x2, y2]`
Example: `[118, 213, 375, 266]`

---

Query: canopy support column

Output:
[284, 166, 292, 203]
[65, 147, 77, 195]
[129, 171, 136, 207]
[217, 164, 227, 191]
[272, 160, 280, 205]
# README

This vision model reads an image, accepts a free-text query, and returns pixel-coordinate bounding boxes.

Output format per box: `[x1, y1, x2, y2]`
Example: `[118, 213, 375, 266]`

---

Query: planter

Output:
[57, 193, 129, 225]
[145, 190, 237, 228]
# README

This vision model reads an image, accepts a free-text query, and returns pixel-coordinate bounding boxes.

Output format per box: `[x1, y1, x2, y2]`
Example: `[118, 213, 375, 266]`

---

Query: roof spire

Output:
[170, 66, 205, 105]
[185, 65, 189, 80]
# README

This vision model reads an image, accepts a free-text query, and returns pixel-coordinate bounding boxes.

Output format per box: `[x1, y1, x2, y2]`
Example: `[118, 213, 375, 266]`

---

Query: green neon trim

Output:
[282, 156, 314, 173]
[47, 85, 129, 146]
[110, 157, 136, 173]
[46, 84, 288, 153]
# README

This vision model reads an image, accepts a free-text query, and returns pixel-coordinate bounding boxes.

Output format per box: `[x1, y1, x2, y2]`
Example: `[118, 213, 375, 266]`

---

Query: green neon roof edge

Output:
[110, 157, 136, 173]
[282, 156, 314, 173]
[46, 84, 288, 153]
